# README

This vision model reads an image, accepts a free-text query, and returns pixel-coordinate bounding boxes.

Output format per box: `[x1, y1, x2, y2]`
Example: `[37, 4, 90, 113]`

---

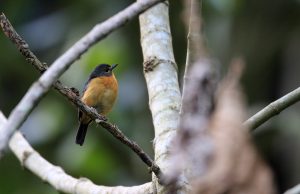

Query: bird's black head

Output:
[89, 64, 118, 79]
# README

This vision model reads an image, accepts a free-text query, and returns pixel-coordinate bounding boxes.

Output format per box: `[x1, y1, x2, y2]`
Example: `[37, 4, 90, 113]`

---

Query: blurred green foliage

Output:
[0, 0, 300, 193]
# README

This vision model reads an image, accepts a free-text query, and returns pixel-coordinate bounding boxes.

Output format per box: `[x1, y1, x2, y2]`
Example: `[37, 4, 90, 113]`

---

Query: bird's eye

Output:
[105, 68, 110, 72]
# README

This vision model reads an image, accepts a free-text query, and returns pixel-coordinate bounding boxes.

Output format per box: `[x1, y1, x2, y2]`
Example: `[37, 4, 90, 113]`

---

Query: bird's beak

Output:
[110, 64, 118, 71]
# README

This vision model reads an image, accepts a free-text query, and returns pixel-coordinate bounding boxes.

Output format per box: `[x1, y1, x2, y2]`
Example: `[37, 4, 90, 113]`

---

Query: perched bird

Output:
[76, 64, 118, 146]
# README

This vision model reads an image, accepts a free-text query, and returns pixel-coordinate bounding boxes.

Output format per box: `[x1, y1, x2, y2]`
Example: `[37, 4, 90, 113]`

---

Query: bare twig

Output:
[284, 184, 300, 194]
[244, 86, 300, 131]
[180, 0, 215, 133]
[0, 112, 153, 194]
[164, 0, 217, 192]
[182, 0, 206, 74]
[0, 12, 162, 179]
[180, 0, 216, 126]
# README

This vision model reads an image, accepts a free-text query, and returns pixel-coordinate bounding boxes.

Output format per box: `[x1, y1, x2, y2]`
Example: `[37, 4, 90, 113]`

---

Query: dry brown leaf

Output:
[192, 59, 276, 194]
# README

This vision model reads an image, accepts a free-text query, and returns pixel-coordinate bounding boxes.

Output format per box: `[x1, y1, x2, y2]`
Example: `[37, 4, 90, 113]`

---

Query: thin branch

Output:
[180, 0, 215, 126]
[0, 3, 163, 178]
[0, 112, 153, 194]
[181, 0, 215, 128]
[182, 0, 206, 75]
[244, 86, 300, 131]
[284, 184, 300, 194]
[164, 0, 217, 191]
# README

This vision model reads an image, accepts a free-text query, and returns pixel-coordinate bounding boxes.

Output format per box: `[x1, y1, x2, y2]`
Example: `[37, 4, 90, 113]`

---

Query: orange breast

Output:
[81, 74, 118, 115]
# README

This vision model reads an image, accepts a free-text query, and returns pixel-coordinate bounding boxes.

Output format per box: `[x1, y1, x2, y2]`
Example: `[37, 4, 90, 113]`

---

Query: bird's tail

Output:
[76, 123, 89, 146]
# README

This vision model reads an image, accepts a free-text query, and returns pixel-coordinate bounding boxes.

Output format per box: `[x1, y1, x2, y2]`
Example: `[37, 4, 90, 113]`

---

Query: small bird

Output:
[76, 64, 118, 146]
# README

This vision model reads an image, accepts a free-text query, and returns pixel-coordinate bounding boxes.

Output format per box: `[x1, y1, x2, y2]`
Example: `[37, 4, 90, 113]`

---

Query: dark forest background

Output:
[0, 0, 300, 193]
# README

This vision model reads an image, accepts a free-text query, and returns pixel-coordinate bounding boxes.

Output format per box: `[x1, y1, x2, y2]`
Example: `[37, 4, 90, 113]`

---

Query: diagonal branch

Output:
[0, 112, 153, 194]
[164, 0, 217, 191]
[182, 0, 206, 73]
[244, 86, 300, 131]
[0, 2, 162, 179]
[284, 184, 300, 194]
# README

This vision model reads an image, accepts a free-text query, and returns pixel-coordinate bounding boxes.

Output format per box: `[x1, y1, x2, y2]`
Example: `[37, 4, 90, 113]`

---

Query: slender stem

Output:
[284, 184, 300, 194]
[165, 0, 216, 190]
[244, 87, 300, 131]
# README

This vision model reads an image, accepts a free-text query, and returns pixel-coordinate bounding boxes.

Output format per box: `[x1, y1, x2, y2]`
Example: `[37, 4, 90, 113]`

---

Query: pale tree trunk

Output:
[139, 1, 182, 193]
